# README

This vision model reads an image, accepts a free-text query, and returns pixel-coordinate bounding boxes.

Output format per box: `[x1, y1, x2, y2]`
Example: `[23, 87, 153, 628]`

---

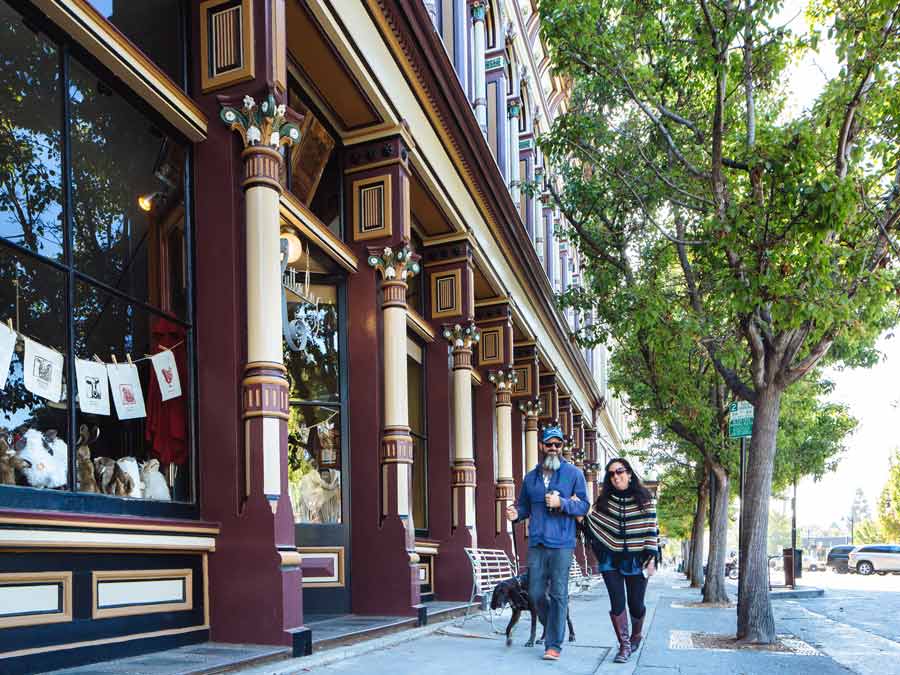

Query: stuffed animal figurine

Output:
[93, 457, 134, 497]
[75, 425, 99, 493]
[42, 430, 68, 489]
[15, 429, 66, 489]
[140, 459, 171, 501]
[116, 457, 142, 498]
[0, 434, 30, 485]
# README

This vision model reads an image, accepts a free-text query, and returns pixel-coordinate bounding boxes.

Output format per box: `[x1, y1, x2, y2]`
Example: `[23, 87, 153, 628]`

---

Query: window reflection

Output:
[0, 4, 64, 260]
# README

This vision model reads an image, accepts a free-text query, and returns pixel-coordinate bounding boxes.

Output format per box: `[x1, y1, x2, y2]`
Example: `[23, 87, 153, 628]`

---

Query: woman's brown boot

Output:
[609, 610, 631, 663]
[629, 610, 645, 651]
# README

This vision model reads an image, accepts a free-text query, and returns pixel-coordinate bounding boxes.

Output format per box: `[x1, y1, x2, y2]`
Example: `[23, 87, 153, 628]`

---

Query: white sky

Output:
[775, 1, 896, 530]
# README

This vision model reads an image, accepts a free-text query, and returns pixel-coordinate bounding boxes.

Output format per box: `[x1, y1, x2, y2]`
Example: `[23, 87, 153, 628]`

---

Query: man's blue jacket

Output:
[515, 459, 589, 549]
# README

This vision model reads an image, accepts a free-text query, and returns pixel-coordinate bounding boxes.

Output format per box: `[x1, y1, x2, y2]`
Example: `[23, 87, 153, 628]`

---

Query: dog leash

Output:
[510, 518, 520, 575]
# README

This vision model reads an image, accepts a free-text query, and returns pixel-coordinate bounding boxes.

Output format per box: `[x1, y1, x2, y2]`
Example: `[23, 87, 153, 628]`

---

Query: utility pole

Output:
[791, 476, 797, 587]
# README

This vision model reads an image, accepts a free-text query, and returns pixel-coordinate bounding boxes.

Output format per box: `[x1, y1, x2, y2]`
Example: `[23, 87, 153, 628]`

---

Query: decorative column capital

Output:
[470, 0, 487, 21]
[443, 322, 480, 369]
[367, 244, 421, 282]
[507, 97, 521, 119]
[518, 397, 543, 417]
[488, 368, 516, 406]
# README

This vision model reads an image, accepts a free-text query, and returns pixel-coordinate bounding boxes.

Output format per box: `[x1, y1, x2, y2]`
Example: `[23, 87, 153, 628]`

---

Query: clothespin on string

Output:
[110, 354, 118, 366]
[92, 354, 103, 364]
[126, 353, 133, 367]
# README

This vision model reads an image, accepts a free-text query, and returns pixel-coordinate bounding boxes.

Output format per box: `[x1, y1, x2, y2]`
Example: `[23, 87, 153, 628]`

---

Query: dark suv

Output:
[826, 545, 855, 573]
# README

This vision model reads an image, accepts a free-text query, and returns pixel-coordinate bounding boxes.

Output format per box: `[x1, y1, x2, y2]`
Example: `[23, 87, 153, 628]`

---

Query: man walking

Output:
[506, 425, 588, 661]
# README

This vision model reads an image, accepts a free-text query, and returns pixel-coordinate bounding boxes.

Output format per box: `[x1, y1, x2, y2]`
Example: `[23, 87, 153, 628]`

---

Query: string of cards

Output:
[0, 321, 182, 420]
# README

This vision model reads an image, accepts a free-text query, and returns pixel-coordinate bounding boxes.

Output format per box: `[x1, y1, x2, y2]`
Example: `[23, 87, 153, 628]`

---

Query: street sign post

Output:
[730, 400, 754, 612]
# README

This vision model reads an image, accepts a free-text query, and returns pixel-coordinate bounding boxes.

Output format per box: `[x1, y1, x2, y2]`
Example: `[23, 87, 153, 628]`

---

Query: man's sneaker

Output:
[542, 649, 560, 661]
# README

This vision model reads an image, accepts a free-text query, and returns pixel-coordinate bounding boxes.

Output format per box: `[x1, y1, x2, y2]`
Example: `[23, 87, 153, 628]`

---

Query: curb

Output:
[593, 581, 661, 673]
[770, 587, 825, 600]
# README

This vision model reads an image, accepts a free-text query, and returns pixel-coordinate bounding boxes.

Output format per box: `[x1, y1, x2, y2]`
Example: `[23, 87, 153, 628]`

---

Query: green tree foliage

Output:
[538, 0, 899, 642]
[877, 449, 900, 539]
[855, 518, 885, 544]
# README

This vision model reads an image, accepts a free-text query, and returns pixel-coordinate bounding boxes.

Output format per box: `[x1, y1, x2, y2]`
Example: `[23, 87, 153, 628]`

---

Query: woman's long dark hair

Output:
[594, 457, 652, 513]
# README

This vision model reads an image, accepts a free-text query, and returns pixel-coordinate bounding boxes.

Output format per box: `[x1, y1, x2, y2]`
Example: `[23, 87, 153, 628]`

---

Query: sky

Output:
[773, 2, 897, 531]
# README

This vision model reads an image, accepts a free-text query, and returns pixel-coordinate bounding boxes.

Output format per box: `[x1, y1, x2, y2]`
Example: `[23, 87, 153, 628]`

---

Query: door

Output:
[285, 276, 351, 614]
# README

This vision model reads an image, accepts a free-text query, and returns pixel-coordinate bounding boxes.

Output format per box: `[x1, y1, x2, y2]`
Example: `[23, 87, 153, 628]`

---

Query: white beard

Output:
[543, 454, 561, 472]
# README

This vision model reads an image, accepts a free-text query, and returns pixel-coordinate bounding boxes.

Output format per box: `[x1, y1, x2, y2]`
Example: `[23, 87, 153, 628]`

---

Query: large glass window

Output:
[286, 275, 345, 524]
[0, 1, 194, 510]
[84, 0, 187, 88]
[407, 341, 428, 533]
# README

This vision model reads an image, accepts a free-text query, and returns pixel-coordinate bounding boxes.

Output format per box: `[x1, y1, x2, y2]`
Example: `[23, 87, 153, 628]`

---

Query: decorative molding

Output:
[280, 193, 358, 273]
[443, 322, 480, 369]
[298, 546, 345, 587]
[0, 528, 216, 552]
[353, 175, 392, 240]
[488, 368, 518, 392]
[484, 56, 505, 70]
[518, 397, 543, 418]
[0, 513, 220, 536]
[367, 244, 421, 282]
[406, 308, 437, 342]
[220, 92, 300, 150]
[478, 326, 503, 366]
[510, 364, 532, 398]
[92, 569, 193, 620]
[0, 572, 72, 629]
[200, 0, 255, 93]
[31, 0, 208, 142]
[430, 269, 463, 319]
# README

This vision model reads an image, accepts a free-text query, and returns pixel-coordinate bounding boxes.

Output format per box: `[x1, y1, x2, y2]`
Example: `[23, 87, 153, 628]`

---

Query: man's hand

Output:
[506, 504, 518, 522]
[545, 492, 561, 509]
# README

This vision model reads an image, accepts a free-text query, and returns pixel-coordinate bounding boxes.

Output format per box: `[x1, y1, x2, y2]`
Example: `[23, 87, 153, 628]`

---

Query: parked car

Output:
[803, 556, 824, 572]
[848, 544, 900, 576]
[826, 545, 856, 574]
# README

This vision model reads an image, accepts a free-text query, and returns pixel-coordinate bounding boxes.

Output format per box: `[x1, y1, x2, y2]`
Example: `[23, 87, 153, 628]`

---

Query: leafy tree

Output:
[538, 0, 900, 642]
[855, 518, 885, 544]
[849, 487, 872, 543]
[877, 449, 900, 540]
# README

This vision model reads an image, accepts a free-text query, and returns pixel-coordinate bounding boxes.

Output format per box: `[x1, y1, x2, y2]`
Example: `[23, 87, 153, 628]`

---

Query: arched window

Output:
[519, 86, 530, 133]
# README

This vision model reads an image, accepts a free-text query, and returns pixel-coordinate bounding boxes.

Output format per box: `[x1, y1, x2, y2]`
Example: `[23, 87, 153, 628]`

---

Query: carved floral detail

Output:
[442, 322, 480, 350]
[518, 397, 543, 416]
[367, 244, 421, 281]
[488, 368, 518, 390]
[220, 92, 300, 149]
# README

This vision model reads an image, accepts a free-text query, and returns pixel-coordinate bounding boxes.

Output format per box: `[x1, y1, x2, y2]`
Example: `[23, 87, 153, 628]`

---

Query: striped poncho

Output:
[585, 491, 660, 562]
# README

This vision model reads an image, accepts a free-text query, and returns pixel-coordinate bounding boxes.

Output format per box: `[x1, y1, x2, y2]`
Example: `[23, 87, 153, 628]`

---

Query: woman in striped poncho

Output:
[584, 457, 660, 664]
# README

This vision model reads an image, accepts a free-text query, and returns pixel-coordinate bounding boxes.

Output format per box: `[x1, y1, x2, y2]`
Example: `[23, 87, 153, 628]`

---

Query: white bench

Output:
[569, 556, 590, 594]
[462, 547, 517, 627]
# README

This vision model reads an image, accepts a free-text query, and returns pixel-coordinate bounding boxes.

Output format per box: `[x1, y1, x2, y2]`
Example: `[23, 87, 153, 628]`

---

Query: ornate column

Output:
[507, 97, 521, 207]
[367, 245, 421, 524]
[471, 0, 489, 134]
[443, 322, 480, 545]
[519, 398, 542, 473]
[489, 368, 517, 534]
[220, 94, 300, 513]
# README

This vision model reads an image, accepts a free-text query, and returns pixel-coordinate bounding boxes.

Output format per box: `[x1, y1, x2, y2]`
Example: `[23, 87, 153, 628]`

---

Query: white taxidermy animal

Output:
[140, 459, 171, 501]
[116, 457, 143, 498]
[16, 429, 67, 489]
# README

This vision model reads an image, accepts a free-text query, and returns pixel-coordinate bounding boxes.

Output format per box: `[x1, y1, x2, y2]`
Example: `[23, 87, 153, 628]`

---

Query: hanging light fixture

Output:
[138, 192, 160, 212]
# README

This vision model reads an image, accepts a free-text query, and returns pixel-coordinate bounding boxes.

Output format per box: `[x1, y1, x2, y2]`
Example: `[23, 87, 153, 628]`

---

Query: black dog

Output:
[490, 572, 576, 647]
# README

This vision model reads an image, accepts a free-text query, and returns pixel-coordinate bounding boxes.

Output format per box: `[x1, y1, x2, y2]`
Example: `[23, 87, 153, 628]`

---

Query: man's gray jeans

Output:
[527, 545, 574, 651]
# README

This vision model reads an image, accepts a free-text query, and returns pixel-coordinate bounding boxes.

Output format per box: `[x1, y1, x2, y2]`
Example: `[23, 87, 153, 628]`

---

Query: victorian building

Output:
[0, 1, 629, 671]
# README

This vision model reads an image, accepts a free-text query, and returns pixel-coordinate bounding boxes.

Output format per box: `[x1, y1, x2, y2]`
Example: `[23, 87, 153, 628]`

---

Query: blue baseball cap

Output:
[541, 425, 564, 443]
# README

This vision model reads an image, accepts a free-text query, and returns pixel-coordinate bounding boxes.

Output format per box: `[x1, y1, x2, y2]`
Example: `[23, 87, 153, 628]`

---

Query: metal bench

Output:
[568, 556, 590, 594]
[462, 547, 517, 628]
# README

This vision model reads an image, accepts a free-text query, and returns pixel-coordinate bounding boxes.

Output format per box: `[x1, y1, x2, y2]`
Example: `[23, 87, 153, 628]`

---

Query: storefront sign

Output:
[107, 363, 147, 420]
[23, 338, 63, 403]
[75, 358, 111, 416]
[0, 323, 15, 389]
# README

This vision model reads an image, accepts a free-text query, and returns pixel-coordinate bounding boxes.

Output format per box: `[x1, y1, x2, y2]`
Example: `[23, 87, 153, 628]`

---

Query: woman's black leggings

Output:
[602, 570, 647, 617]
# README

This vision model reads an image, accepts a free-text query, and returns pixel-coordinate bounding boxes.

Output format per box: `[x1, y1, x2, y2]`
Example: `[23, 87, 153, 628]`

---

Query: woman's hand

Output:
[645, 559, 657, 578]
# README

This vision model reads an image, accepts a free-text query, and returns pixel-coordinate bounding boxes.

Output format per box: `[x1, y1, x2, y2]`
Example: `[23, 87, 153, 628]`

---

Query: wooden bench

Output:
[462, 547, 517, 627]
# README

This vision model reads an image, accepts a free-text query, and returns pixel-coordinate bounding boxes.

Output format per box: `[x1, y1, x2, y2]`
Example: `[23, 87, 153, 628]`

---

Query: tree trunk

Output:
[702, 462, 731, 604]
[681, 539, 690, 576]
[689, 474, 709, 589]
[737, 385, 783, 643]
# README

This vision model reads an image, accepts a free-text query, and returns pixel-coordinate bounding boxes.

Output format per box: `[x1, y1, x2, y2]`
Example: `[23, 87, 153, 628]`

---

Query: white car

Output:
[848, 544, 900, 576]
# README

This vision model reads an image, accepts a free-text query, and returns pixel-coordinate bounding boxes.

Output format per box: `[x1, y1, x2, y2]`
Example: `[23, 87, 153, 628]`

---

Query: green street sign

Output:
[728, 401, 754, 438]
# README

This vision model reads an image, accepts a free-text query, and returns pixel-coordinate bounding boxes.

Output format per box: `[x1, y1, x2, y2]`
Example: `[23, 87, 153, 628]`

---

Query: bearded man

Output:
[506, 425, 588, 661]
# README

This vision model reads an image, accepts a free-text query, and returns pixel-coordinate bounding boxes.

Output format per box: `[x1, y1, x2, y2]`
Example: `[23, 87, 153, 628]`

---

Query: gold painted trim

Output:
[0, 529, 216, 552]
[478, 326, 504, 366]
[31, 0, 207, 142]
[298, 546, 345, 588]
[471, 369, 483, 386]
[202, 554, 210, 628]
[0, 625, 208, 660]
[421, 231, 470, 246]
[242, 410, 291, 420]
[475, 297, 511, 308]
[430, 268, 462, 319]
[406, 309, 436, 343]
[279, 550, 303, 567]
[280, 192, 359, 273]
[422, 256, 469, 269]
[0, 572, 72, 629]
[92, 569, 193, 620]
[199, 0, 255, 93]
[242, 375, 289, 387]
[352, 174, 393, 241]
[343, 122, 416, 150]
[343, 157, 403, 175]
[414, 544, 439, 555]
[0, 516, 219, 536]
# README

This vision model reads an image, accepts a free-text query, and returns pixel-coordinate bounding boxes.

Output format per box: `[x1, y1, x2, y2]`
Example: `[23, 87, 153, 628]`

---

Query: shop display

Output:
[150, 349, 181, 401]
[296, 468, 341, 524]
[107, 363, 147, 420]
[23, 338, 63, 403]
[93, 456, 134, 496]
[0, 434, 29, 485]
[116, 457, 143, 498]
[0, 323, 14, 389]
[140, 459, 171, 501]
[75, 425, 99, 493]
[14, 428, 67, 489]
[75, 358, 111, 416]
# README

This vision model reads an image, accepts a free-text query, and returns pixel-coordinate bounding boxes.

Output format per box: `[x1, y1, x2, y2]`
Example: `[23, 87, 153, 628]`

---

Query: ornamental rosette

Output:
[518, 397, 543, 416]
[488, 368, 518, 390]
[220, 92, 300, 150]
[442, 322, 480, 350]
[367, 244, 420, 281]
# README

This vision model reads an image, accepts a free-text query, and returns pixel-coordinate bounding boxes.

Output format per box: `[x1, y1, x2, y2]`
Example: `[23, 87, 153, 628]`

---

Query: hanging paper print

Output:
[0, 323, 15, 389]
[74, 358, 110, 416]
[23, 338, 63, 402]
[107, 363, 147, 420]
[150, 349, 182, 402]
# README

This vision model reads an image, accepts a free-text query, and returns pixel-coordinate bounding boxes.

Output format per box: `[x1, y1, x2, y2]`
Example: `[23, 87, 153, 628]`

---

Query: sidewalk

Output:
[232, 569, 854, 675]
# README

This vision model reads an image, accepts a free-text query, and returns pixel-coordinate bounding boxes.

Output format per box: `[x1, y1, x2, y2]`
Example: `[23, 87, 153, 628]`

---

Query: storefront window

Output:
[286, 279, 344, 523]
[84, 0, 187, 88]
[0, 1, 194, 509]
[408, 342, 428, 532]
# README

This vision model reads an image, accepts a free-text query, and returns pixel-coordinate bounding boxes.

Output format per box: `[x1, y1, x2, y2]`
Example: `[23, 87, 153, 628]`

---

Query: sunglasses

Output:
[544, 442, 563, 449]
[608, 467, 629, 477]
